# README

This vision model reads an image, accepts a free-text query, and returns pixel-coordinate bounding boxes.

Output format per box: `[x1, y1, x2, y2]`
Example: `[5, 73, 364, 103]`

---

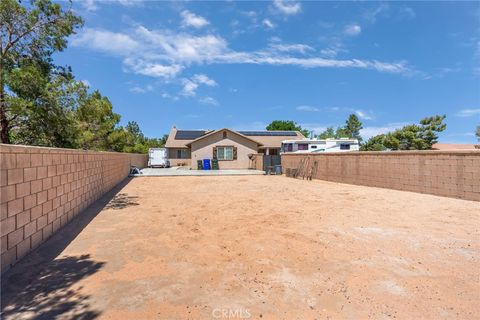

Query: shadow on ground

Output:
[1, 178, 135, 320]
[104, 193, 139, 210]
[1, 255, 104, 320]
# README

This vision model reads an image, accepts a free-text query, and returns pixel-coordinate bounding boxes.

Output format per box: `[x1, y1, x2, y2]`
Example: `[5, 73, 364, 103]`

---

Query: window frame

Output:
[298, 143, 309, 150]
[283, 143, 293, 152]
[176, 149, 188, 159]
[216, 146, 234, 161]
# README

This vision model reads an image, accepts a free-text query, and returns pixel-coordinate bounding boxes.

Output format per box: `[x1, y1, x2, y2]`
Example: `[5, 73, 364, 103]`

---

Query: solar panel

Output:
[175, 130, 207, 140]
[238, 131, 297, 136]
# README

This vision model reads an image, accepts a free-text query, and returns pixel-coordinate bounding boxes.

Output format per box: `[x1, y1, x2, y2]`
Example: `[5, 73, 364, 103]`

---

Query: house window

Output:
[283, 143, 293, 152]
[176, 149, 188, 158]
[311, 145, 317, 149]
[340, 144, 350, 150]
[298, 144, 309, 150]
[217, 146, 234, 160]
[223, 131, 227, 139]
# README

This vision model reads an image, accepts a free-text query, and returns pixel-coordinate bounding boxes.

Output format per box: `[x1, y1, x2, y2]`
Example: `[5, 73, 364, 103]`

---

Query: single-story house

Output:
[165, 127, 305, 169]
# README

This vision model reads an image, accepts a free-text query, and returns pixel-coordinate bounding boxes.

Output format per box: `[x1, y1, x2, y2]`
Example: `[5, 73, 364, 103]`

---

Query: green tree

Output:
[314, 114, 363, 141]
[157, 134, 169, 147]
[418, 115, 447, 147]
[106, 127, 128, 152]
[335, 127, 348, 138]
[122, 121, 148, 153]
[1, 0, 83, 143]
[361, 115, 446, 151]
[475, 125, 480, 149]
[266, 120, 309, 137]
[360, 134, 387, 151]
[384, 115, 446, 150]
[105, 122, 167, 154]
[1, 0, 163, 153]
[8, 65, 83, 147]
[316, 127, 336, 139]
[343, 114, 363, 142]
[75, 90, 121, 150]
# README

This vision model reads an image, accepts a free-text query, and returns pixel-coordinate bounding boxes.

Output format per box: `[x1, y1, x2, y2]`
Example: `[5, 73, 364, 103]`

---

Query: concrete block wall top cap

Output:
[283, 150, 480, 156]
[0, 144, 147, 156]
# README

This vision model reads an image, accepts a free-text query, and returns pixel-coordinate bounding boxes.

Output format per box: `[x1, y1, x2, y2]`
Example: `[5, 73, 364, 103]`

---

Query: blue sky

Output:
[55, 0, 480, 142]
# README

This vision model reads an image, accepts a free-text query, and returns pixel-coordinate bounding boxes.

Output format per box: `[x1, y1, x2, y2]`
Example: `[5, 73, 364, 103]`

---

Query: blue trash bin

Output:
[275, 165, 282, 175]
[203, 159, 211, 170]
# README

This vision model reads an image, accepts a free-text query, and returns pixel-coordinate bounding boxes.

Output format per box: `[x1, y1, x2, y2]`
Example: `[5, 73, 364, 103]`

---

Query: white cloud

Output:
[78, 0, 142, 11]
[268, 42, 313, 54]
[436, 67, 461, 78]
[273, 0, 302, 15]
[71, 28, 140, 55]
[242, 11, 257, 18]
[355, 110, 373, 120]
[262, 19, 276, 29]
[363, 4, 416, 23]
[123, 58, 183, 78]
[130, 87, 144, 93]
[320, 48, 342, 58]
[297, 106, 373, 118]
[160, 92, 179, 101]
[117, 0, 143, 6]
[129, 84, 153, 93]
[399, 7, 416, 20]
[181, 79, 199, 96]
[134, 26, 227, 62]
[199, 96, 219, 106]
[344, 24, 362, 36]
[296, 105, 319, 112]
[217, 54, 408, 74]
[192, 74, 217, 86]
[360, 123, 405, 139]
[455, 108, 480, 117]
[181, 74, 216, 96]
[363, 4, 389, 23]
[82, 0, 98, 11]
[181, 10, 209, 29]
[72, 25, 415, 82]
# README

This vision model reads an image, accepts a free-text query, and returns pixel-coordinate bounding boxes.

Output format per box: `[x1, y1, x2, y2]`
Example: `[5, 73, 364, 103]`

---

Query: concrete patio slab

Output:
[135, 167, 265, 176]
[1, 176, 479, 319]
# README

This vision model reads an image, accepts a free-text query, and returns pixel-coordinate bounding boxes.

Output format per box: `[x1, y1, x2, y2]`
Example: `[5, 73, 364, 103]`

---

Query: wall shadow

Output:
[1, 177, 135, 320]
[1, 255, 104, 320]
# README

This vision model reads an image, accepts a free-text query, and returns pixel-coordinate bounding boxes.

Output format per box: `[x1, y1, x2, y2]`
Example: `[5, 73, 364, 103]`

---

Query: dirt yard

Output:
[2, 176, 479, 319]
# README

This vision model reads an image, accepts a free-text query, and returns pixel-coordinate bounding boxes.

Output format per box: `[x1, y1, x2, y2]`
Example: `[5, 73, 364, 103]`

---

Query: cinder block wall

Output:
[0, 144, 148, 272]
[282, 151, 480, 201]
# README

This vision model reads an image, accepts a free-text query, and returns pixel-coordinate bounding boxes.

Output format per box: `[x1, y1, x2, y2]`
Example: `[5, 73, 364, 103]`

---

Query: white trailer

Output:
[281, 138, 360, 153]
[148, 148, 170, 168]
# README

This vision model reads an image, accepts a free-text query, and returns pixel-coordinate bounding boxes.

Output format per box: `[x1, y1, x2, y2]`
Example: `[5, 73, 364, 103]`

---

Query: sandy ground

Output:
[1, 176, 479, 320]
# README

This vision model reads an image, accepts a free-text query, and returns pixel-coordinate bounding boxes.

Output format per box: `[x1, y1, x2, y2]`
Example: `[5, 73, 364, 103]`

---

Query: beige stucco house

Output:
[165, 127, 304, 169]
